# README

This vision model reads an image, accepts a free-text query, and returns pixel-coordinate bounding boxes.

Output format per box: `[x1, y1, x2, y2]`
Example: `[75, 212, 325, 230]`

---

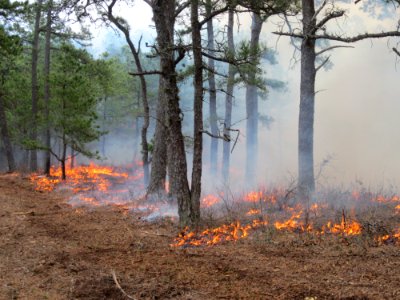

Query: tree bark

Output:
[106, 0, 150, 186]
[61, 140, 67, 180]
[190, 0, 203, 225]
[222, 9, 235, 182]
[0, 94, 16, 172]
[152, 0, 192, 226]
[206, 0, 218, 177]
[30, 0, 43, 172]
[147, 76, 168, 196]
[245, 12, 263, 186]
[298, 0, 316, 198]
[44, 0, 52, 176]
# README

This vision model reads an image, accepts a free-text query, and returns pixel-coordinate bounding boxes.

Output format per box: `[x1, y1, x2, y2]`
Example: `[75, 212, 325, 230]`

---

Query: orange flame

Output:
[170, 219, 268, 247]
[201, 194, 220, 208]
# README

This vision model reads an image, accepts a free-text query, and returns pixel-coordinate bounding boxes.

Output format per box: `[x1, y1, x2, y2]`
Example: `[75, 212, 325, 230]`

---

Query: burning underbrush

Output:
[30, 163, 400, 248]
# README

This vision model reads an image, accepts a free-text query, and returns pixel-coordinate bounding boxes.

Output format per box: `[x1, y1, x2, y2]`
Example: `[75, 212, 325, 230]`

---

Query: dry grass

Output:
[1, 173, 400, 299]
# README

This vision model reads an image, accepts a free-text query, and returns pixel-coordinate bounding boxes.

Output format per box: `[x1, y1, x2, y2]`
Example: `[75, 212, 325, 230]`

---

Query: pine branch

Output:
[129, 70, 163, 76]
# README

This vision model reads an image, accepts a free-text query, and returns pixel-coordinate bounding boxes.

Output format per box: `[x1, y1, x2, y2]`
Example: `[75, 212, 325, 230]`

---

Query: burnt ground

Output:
[1, 173, 400, 300]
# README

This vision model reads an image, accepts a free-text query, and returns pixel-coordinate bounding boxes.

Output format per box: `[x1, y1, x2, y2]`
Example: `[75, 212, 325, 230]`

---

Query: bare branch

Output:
[315, 55, 330, 72]
[393, 47, 400, 57]
[199, 5, 229, 28]
[200, 130, 230, 142]
[274, 31, 400, 43]
[175, 1, 190, 18]
[314, 10, 345, 34]
[314, 31, 400, 42]
[316, 45, 354, 56]
[312, 0, 327, 23]
[202, 64, 228, 78]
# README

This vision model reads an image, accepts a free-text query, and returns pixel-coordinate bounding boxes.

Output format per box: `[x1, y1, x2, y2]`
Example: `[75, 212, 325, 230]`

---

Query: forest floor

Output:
[1, 173, 400, 300]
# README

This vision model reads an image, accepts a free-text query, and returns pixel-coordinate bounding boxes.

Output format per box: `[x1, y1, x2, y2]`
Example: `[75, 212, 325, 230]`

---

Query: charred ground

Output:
[1, 173, 400, 300]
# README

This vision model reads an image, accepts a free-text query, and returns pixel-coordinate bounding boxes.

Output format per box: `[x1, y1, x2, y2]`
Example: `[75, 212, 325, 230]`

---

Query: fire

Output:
[274, 211, 312, 232]
[201, 194, 220, 208]
[246, 208, 261, 216]
[323, 219, 362, 236]
[244, 191, 263, 202]
[30, 162, 129, 193]
[170, 219, 268, 247]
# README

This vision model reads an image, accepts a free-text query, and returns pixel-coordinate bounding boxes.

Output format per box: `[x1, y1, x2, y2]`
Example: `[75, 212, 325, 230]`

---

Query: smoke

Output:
[67, 2, 400, 199]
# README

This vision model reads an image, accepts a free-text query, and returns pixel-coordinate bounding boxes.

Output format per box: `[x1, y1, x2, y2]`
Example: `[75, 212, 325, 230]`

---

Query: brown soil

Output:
[1, 174, 400, 300]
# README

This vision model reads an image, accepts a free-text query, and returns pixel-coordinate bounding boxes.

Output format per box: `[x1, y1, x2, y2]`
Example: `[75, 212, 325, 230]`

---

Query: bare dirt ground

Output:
[1, 173, 400, 300]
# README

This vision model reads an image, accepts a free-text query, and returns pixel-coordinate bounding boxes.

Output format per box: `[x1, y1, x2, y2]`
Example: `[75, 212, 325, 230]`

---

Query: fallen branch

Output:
[111, 270, 136, 300]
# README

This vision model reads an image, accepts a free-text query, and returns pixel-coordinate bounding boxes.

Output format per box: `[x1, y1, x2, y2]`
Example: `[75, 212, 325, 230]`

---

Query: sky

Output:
[88, 1, 400, 191]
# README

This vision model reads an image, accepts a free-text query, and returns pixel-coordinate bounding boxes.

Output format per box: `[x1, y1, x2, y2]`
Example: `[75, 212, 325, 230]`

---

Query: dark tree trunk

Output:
[30, 0, 43, 172]
[245, 12, 263, 186]
[190, 0, 203, 225]
[44, 0, 52, 176]
[298, 0, 316, 198]
[106, 0, 150, 186]
[152, 0, 192, 226]
[0, 94, 16, 172]
[147, 76, 168, 195]
[206, 0, 218, 176]
[222, 9, 235, 182]
[61, 137, 67, 180]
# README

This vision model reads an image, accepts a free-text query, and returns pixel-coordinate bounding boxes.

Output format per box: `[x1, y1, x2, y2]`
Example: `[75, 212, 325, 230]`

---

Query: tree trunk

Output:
[30, 0, 43, 172]
[206, 0, 218, 177]
[245, 12, 263, 186]
[61, 137, 67, 180]
[298, 0, 316, 198]
[0, 94, 16, 172]
[106, 0, 150, 187]
[152, 0, 192, 226]
[44, 0, 52, 176]
[222, 9, 235, 182]
[190, 0, 203, 225]
[147, 76, 168, 196]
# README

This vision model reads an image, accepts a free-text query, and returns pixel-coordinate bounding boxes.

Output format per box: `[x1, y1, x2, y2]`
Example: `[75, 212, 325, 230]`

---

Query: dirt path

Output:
[1, 174, 400, 299]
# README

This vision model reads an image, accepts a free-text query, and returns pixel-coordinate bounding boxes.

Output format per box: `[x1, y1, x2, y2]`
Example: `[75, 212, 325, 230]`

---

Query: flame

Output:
[30, 162, 129, 193]
[246, 208, 261, 216]
[170, 219, 268, 247]
[244, 191, 263, 202]
[322, 218, 362, 236]
[274, 211, 312, 232]
[201, 194, 220, 208]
